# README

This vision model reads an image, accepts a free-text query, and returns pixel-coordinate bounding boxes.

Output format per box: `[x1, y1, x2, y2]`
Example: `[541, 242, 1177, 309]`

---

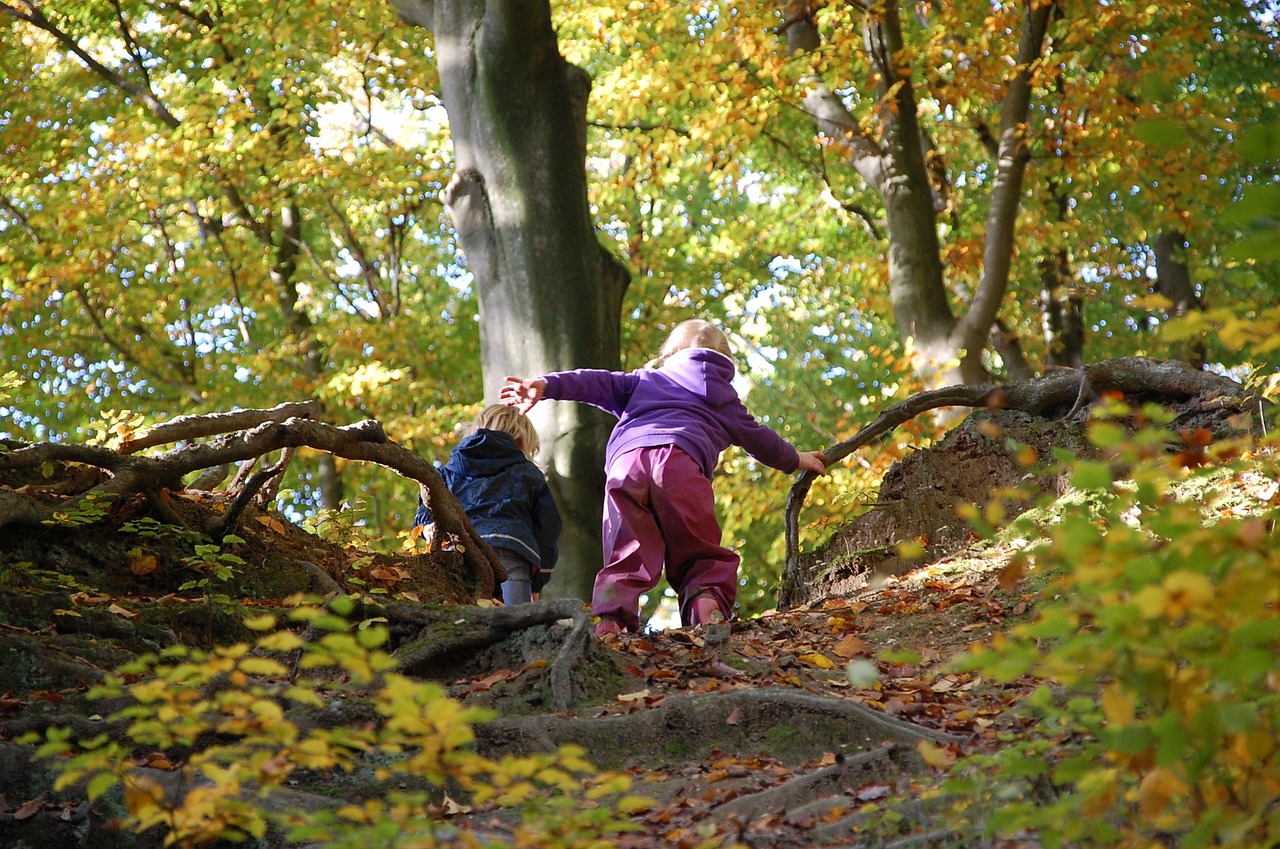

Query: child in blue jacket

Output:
[415, 405, 562, 605]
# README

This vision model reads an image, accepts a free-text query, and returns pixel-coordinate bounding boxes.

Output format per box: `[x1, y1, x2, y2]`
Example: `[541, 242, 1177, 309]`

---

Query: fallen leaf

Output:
[997, 560, 1026, 591]
[832, 634, 872, 658]
[14, 794, 45, 820]
[144, 752, 174, 770]
[725, 707, 741, 725]
[442, 794, 471, 815]
[918, 740, 957, 768]
[255, 514, 287, 534]
[129, 552, 159, 576]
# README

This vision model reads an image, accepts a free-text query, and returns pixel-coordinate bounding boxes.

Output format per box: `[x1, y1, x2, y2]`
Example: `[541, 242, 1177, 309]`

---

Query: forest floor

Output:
[0, 446, 1048, 849]
[1, 361, 1258, 848]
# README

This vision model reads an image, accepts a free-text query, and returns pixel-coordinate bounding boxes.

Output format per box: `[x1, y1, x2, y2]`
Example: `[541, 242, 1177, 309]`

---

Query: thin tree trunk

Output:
[1153, 228, 1205, 368]
[951, 0, 1058, 380]
[1041, 250, 1085, 369]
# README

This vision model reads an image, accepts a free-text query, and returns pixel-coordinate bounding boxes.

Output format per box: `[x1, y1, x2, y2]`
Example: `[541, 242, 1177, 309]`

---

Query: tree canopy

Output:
[1, 0, 1277, 615]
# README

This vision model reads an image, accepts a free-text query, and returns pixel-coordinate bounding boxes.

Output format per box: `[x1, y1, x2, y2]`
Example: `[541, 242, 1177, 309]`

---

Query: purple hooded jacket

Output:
[541, 348, 800, 479]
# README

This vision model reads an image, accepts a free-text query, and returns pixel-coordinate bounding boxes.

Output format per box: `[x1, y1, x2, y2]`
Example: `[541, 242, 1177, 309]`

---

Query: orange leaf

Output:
[129, 552, 159, 576]
[832, 634, 872, 658]
[14, 795, 45, 820]
[256, 515, 287, 533]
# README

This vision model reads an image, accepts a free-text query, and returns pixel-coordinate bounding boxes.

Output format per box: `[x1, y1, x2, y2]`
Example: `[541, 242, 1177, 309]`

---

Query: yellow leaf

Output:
[257, 631, 304, 652]
[238, 657, 288, 677]
[1132, 585, 1168, 619]
[616, 794, 655, 813]
[1138, 767, 1187, 818]
[1163, 570, 1214, 606]
[123, 774, 165, 815]
[243, 613, 278, 632]
[1101, 683, 1135, 726]
[896, 540, 926, 560]
[129, 552, 159, 576]
[798, 652, 835, 669]
[917, 740, 956, 768]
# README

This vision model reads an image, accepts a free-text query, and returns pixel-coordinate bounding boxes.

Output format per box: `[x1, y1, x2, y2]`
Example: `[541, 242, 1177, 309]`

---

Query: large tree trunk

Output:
[390, 0, 627, 601]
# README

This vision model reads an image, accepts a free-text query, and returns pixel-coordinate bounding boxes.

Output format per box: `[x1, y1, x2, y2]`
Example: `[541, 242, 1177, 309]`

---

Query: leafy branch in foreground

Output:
[29, 597, 651, 848]
[948, 403, 1280, 849]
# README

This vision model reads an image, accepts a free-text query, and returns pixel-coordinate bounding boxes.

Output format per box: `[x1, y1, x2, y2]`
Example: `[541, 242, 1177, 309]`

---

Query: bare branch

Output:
[780, 358, 1264, 606]
[118, 401, 323, 454]
[0, 409, 503, 599]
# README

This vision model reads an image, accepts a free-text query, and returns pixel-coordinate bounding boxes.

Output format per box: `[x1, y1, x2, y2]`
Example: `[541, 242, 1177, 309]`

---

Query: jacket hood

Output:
[658, 348, 739, 406]
[442, 429, 526, 478]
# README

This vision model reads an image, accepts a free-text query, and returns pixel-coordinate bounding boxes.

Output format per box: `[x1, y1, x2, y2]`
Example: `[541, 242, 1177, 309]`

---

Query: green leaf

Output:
[1133, 119, 1191, 149]
[86, 772, 117, 801]
[1071, 461, 1113, 491]
[1237, 122, 1280, 164]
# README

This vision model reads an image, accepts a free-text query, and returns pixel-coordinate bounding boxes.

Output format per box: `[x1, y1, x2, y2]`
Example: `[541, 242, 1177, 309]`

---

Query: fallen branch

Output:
[782, 358, 1262, 607]
[0, 408, 504, 598]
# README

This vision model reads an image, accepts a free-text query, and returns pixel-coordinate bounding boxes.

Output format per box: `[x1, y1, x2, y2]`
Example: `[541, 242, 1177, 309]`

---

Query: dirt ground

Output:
[0, 361, 1260, 847]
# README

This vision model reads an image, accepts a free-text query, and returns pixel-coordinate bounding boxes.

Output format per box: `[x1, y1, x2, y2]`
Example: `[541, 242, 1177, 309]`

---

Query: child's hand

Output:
[796, 450, 828, 475]
[501, 376, 547, 413]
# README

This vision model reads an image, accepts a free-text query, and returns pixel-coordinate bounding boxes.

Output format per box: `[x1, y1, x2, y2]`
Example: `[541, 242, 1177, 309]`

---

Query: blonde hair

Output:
[469, 404, 540, 458]
[647, 319, 732, 369]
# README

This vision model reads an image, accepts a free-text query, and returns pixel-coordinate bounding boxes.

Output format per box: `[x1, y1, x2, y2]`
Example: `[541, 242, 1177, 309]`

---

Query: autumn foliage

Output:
[952, 402, 1280, 848]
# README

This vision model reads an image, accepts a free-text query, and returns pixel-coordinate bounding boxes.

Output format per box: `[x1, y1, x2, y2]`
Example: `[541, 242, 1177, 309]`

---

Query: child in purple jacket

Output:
[500, 319, 826, 635]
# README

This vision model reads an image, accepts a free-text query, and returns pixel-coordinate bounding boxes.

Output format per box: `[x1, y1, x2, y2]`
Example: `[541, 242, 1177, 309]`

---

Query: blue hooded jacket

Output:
[414, 429, 562, 590]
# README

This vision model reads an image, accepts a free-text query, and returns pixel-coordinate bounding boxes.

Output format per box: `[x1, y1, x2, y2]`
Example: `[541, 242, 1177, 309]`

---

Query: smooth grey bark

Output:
[951, 0, 1056, 381]
[390, 0, 627, 601]
[783, 0, 1057, 387]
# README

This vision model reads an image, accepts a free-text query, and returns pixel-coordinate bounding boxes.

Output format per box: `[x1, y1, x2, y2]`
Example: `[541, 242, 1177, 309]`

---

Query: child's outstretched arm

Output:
[795, 450, 828, 474]
[500, 376, 547, 413]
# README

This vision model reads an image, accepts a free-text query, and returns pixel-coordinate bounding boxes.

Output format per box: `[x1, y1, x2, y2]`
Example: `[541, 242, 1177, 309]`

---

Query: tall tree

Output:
[387, 0, 630, 599]
[779, 0, 1056, 387]
[0, 0, 478, 524]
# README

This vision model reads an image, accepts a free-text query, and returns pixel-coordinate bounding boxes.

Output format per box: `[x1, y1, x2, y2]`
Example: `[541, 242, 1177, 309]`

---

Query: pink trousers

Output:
[591, 445, 738, 630]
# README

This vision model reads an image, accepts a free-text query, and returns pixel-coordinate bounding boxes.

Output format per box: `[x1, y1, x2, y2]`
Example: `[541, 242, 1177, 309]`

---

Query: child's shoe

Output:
[594, 615, 623, 636]
[690, 593, 727, 626]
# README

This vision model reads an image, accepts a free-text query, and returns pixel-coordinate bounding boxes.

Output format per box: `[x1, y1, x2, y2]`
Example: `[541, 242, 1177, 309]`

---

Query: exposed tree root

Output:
[475, 687, 959, 769]
[383, 597, 593, 710]
[717, 742, 920, 819]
